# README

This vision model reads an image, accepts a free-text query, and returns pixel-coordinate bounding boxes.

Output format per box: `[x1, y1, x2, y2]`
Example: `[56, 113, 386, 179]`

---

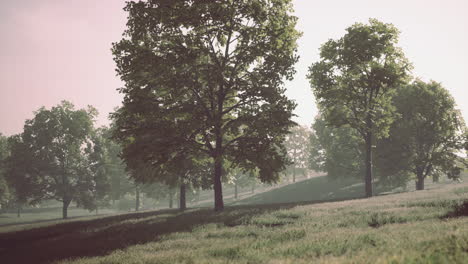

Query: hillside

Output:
[1, 179, 467, 263]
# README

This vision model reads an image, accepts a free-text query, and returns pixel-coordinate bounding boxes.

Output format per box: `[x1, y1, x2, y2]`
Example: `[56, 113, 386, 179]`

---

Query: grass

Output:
[0, 179, 467, 263]
[0, 207, 118, 229]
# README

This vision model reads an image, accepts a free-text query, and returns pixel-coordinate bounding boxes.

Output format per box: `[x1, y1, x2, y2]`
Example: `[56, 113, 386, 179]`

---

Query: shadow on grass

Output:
[0, 212, 113, 228]
[0, 204, 301, 264]
[443, 200, 468, 218]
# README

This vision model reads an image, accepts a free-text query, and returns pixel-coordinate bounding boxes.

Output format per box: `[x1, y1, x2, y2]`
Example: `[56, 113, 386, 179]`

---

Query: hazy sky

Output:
[1, 0, 467, 136]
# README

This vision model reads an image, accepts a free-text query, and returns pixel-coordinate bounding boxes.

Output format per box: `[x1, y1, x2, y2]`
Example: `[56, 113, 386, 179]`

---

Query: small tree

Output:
[284, 125, 311, 182]
[0, 134, 12, 211]
[308, 19, 411, 197]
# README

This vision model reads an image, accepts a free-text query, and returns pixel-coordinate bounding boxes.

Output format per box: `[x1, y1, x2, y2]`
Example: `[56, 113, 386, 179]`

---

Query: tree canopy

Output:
[6, 101, 100, 218]
[284, 125, 311, 182]
[112, 0, 300, 210]
[307, 19, 411, 197]
[389, 80, 466, 189]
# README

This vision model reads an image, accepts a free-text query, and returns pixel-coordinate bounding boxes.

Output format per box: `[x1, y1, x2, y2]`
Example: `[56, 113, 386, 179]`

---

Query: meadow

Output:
[1, 176, 467, 264]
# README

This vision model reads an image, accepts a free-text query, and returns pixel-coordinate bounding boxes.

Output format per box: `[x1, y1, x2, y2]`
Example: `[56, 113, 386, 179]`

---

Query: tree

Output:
[4, 135, 44, 217]
[77, 129, 112, 214]
[0, 134, 11, 211]
[16, 101, 98, 218]
[112, 0, 300, 210]
[389, 80, 466, 190]
[100, 126, 133, 205]
[225, 166, 258, 200]
[307, 19, 411, 197]
[309, 114, 411, 191]
[309, 116, 364, 180]
[284, 125, 311, 182]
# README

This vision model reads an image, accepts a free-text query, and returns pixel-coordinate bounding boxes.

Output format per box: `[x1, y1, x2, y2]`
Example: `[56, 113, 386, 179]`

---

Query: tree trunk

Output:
[364, 121, 373, 198]
[62, 199, 71, 219]
[179, 183, 186, 210]
[234, 182, 238, 200]
[135, 185, 140, 211]
[432, 173, 439, 183]
[293, 167, 296, 183]
[169, 188, 174, 209]
[17, 205, 21, 218]
[213, 152, 224, 211]
[416, 171, 425, 190]
[251, 184, 255, 194]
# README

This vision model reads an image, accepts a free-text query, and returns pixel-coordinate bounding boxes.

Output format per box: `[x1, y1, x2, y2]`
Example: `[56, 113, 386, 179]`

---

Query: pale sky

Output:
[1, 0, 467, 136]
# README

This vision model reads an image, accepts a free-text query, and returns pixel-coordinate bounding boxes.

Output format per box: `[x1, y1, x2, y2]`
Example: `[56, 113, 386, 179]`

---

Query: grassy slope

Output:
[0, 179, 467, 263]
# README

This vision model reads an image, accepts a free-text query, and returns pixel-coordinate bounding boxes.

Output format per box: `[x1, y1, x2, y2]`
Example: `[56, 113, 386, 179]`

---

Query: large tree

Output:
[12, 101, 99, 218]
[307, 19, 411, 197]
[112, 0, 300, 210]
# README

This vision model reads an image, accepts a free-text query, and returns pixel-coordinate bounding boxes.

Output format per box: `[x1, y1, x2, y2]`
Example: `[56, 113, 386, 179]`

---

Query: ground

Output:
[0, 177, 467, 263]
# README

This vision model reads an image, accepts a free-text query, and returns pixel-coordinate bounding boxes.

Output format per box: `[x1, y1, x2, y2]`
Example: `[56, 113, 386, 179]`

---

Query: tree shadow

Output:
[442, 200, 468, 218]
[0, 204, 298, 264]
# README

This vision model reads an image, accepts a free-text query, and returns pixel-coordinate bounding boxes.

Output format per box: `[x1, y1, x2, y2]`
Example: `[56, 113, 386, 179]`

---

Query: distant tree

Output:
[389, 80, 466, 190]
[226, 167, 257, 200]
[0, 134, 11, 211]
[307, 19, 411, 197]
[309, 116, 364, 180]
[11, 101, 98, 219]
[100, 127, 133, 205]
[4, 135, 44, 217]
[112, 0, 300, 210]
[77, 129, 112, 214]
[284, 125, 311, 182]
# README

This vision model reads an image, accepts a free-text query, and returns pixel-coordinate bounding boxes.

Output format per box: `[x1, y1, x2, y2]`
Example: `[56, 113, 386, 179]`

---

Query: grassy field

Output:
[1, 178, 467, 263]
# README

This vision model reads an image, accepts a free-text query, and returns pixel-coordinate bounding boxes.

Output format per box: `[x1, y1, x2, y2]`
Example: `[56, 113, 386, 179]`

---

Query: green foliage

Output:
[309, 116, 364, 179]
[283, 125, 311, 181]
[307, 18, 412, 196]
[100, 126, 133, 202]
[387, 80, 466, 189]
[308, 18, 411, 138]
[0, 133, 11, 209]
[112, 0, 300, 210]
[5, 101, 102, 217]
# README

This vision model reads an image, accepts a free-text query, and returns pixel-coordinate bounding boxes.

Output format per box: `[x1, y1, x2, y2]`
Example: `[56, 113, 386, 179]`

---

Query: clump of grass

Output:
[269, 229, 306, 243]
[208, 246, 244, 259]
[405, 199, 462, 208]
[204, 229, 258, 239]
[249, 214, 295, 227]
[367, 212, 407, 228]
[273, 210, 303, 220]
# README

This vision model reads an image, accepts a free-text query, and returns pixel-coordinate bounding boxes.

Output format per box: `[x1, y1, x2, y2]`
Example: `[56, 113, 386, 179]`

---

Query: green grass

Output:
[232, 175, 364, 205]
[1, 180, 468, 263]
